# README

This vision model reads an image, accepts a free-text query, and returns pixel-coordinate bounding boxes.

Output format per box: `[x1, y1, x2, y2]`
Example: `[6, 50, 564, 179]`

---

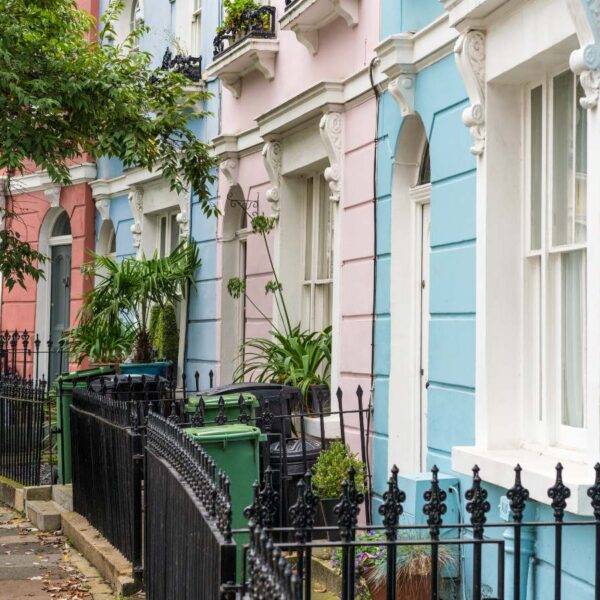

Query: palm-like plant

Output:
[234, 325, 331, 402]
[68, 242, 200, 364]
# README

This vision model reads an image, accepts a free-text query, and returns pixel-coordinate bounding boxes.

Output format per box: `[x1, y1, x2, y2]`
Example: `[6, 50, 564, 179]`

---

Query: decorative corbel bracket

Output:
[567, 0, 600, 109]
[220, 157, 239, 189]
[95, 198, 110, 222]
[319, 112, 343, 203]
[389, 74, 416, 117]
[454, 30, 486, 156]
[176, 208, 190, 239]
[262, 141, 282, 215]
[128, 187, 144, 252]
[292, 27, 319, 55]
[44, 185, 62, 208]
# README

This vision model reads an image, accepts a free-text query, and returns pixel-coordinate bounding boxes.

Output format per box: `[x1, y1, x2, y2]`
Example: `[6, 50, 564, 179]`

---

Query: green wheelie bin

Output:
[184, 424, 265, 581]
[52, 365, 115, 484]
[184, 392, 258, 425]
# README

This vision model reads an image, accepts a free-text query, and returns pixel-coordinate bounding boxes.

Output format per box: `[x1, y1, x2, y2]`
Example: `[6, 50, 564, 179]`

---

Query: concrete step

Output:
[26, 500, 64, 532]
[52, 484, 73, 511]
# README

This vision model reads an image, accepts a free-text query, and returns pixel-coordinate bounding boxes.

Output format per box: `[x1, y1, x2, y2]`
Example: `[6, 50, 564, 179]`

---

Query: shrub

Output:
[312, 441, 366, 499]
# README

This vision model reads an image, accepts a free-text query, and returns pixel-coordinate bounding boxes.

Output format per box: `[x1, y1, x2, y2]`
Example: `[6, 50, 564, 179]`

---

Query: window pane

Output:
[575, 81, 587, 243]
[301, 284, 312, 331]
[530, 86, 543, 251]
[314, 283, 332, 331]
[317, 176, 331, 280]
[561, 250, 585, 428]
[552, 71, 578, 247]
[159, 216, 167, 258]
[170, 213, 179, 254]
[304, 178, 313, 281]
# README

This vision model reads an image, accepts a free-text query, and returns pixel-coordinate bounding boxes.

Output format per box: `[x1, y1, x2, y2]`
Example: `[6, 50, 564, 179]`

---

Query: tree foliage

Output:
[0, 0, 217, 286]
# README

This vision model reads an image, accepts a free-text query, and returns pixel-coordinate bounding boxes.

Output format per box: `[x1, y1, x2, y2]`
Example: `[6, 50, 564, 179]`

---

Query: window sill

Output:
[280, 0, 359, 55]
[452, 445, 596, 516]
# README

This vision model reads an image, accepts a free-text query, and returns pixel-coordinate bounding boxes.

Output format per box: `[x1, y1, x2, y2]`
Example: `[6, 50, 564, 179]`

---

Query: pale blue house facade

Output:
[373, 0, 600, 598]
[93, 0, 221, 386]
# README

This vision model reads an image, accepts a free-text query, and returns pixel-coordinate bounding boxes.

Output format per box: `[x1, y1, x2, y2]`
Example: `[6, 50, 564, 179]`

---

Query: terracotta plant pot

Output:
[367, 574, 431, 600]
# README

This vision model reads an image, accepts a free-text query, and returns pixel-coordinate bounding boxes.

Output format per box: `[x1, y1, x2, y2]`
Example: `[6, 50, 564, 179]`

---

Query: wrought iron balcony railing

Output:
[213, 6, 276, 59]
[160, 48, 202, 83]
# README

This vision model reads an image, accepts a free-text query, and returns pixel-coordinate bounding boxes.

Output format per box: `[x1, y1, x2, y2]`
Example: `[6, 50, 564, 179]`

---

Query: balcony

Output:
[205, 6, 278, 99]
[159, 48, 202, 83]
[280, 0, 359, 55]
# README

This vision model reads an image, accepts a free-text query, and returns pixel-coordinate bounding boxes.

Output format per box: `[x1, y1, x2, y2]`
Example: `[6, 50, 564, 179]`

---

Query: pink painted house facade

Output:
[206, 0, 379, 446]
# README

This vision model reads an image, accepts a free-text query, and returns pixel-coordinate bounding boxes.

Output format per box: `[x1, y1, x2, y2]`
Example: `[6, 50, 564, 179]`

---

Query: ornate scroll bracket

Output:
[454, 30, 486, 156]
[220, 157, 239, 189]
[44, 185, 62, 208]
[567, 0, 600, 109]
[176, 208, 189, 239]
[95, 198, 110, 222]
[389, 73, 416, 117]
[319, 111, 343, 203]
[128, 187, 144, 252]
[262, 141, 282, 215]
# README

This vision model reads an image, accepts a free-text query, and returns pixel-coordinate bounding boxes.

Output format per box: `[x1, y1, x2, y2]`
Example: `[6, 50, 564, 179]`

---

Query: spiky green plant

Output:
[68, 243, 199, 364]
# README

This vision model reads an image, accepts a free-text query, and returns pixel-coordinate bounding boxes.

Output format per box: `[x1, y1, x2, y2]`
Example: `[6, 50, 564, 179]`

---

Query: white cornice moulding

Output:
[204, 38, 279, 99]
[439, 0, 511, 29]
[8, 163, 97, 195]
[214, 15, 457, 157]
[91, 167, 163, 199]
[279, 0, 359, 55]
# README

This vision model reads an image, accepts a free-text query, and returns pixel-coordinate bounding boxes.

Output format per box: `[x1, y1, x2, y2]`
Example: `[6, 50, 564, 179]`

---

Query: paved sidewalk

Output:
[0, 504, 121, 600]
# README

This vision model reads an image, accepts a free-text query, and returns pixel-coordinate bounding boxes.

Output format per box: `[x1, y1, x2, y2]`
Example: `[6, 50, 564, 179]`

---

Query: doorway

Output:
[418, 201, 430, 470]
[48, 212, 72, 383]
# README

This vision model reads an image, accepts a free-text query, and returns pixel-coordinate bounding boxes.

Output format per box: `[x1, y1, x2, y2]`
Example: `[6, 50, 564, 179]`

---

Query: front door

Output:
[49, 245, 71, 383]
[419, 203, 431, 470]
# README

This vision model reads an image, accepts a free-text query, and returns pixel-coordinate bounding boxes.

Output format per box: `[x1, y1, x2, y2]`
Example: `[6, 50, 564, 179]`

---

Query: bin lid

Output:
[185, 424, 263, 442]
[269, 437, 322, 462]
[53, 365, 115, 386]
[185, 393, 258, 409]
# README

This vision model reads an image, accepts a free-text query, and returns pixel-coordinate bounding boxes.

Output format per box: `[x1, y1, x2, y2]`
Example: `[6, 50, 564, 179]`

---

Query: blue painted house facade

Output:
[92, 0, 220, 386]
[373, 0, 600, 598]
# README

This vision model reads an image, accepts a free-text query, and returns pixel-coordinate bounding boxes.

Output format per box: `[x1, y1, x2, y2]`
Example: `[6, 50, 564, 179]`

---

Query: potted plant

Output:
[67, 242, 200, 376]
[216, 0, 270, 42]
[312, 441, 366, 541]
[330, 530, 454, 600]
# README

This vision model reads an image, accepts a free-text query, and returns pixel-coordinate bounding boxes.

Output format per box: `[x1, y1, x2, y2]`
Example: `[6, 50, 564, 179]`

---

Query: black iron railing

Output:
[0, 375, 51, 486]
[145, 412, 236, 600]
[0, 330, 68, 385]
[213, 6, 276, 58]
[159, 48, 202, 82]
[237, 462, 600, 600]
[70, 387, 144, 574]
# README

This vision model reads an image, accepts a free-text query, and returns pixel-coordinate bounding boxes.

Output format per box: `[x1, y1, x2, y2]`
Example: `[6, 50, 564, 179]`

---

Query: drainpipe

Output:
[499, 496, 536, 600]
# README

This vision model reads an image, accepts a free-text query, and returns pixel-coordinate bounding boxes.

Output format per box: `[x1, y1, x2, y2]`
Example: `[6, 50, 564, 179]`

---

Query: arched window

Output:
[51, 211, 71, 237]
[130, 0, 143, 32]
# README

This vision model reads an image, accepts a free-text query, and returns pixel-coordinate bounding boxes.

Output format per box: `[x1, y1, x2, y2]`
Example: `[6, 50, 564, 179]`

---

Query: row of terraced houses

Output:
[1, 0, 599, 597]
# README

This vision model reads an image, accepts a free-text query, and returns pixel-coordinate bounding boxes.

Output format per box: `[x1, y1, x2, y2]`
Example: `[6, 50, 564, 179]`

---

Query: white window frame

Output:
[301, 174, 333, 333]
[191, 0, 202, 56]
[523, 68, 588, 452]
[156, 209, 181, 258]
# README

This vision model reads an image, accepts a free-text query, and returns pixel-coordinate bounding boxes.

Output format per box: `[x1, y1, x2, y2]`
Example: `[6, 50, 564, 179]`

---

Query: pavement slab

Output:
[0, 504, 125, 600]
